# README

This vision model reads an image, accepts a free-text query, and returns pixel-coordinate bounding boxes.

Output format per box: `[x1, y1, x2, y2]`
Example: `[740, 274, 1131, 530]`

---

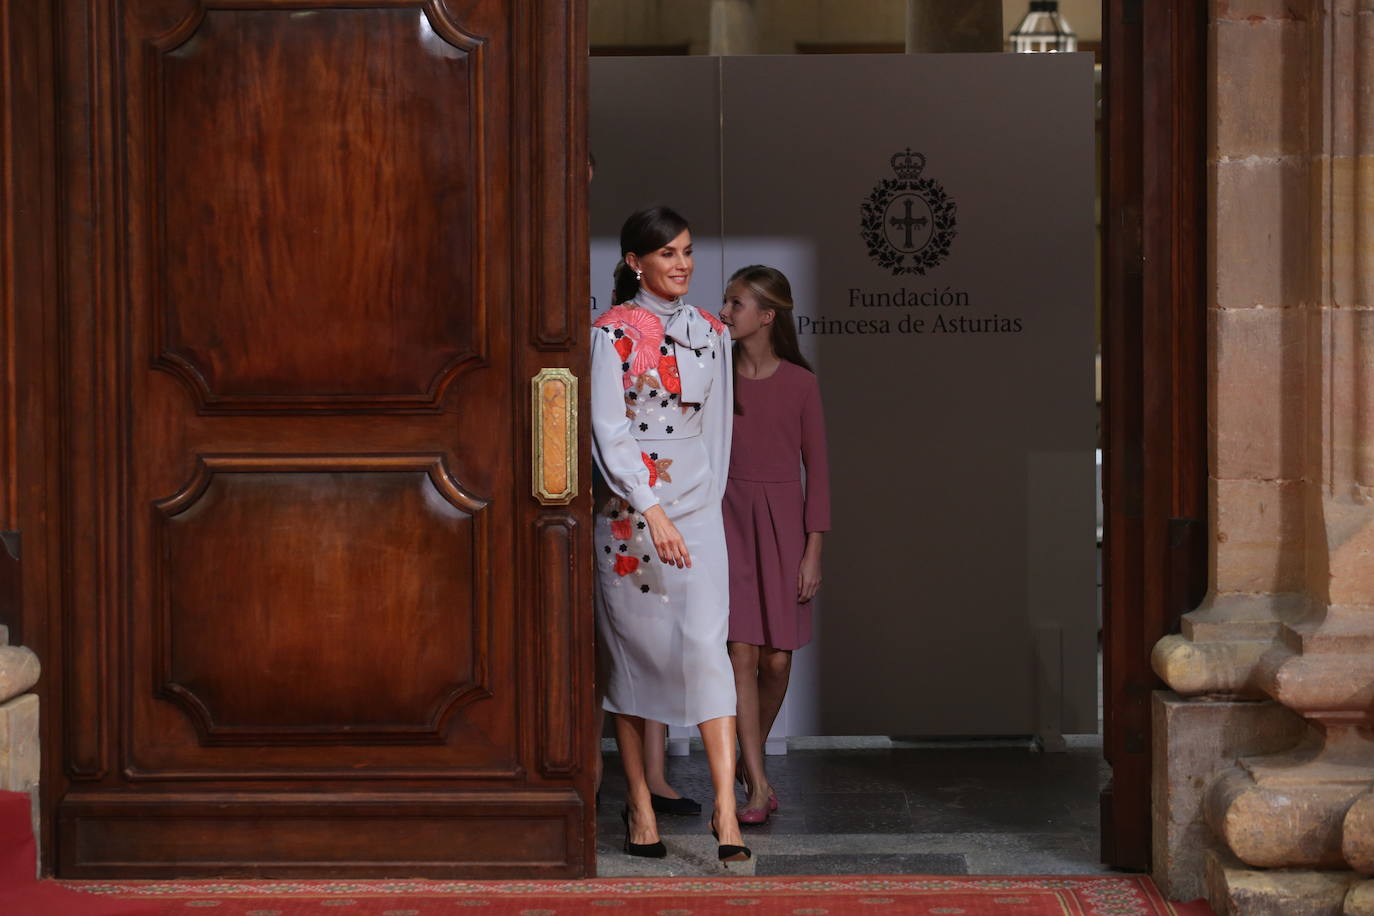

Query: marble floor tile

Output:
[594, 742, 1110, 877]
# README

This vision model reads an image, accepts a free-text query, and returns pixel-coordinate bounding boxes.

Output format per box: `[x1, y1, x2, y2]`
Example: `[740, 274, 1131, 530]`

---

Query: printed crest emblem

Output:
[860, 149, 957, 276]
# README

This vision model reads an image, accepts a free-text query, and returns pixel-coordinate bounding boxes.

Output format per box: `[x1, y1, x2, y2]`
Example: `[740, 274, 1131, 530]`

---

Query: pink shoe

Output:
[738, 806, 770, 825]
[768, 791, 779, 813]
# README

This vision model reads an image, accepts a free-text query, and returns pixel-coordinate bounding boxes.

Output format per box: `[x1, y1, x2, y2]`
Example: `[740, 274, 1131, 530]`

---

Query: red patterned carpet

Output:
[59, 876, 1215, 916]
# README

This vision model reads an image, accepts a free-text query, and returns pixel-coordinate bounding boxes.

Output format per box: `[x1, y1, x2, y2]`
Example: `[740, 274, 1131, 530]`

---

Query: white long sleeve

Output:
[703, 328, 734, 505]
[590, 328, 659, 513]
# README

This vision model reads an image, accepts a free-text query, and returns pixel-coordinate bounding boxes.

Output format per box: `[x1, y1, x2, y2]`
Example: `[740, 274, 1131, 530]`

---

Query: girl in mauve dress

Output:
[717, 265, 830, 825]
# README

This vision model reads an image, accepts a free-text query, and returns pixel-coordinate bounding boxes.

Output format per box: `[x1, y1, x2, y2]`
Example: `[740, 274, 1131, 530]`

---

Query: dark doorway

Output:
[1099, 0, 1209, 870]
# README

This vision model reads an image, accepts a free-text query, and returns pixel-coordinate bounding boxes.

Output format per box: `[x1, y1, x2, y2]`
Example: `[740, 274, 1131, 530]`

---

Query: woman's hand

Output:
[797, 533, 823, 603]
[643, 505, 691, 569]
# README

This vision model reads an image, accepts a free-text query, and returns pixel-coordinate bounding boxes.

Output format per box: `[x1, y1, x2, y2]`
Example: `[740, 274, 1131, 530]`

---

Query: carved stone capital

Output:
[1346, 878, 1374, 915]
[1151, 593, 1304, 697]
[1342, 791, 1374, 874]
[1252, 604, 1374, 727]
[1206, 726, 1374, 870]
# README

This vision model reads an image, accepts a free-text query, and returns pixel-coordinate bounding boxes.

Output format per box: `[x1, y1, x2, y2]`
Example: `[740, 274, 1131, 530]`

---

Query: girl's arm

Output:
[798, 375, 830, 603]
[801, 374, 831, 534]
[799, 531, 824, 603]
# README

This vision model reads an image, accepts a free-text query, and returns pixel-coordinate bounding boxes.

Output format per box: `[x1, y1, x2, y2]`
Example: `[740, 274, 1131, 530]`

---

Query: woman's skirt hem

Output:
[601, 697, 738, 729]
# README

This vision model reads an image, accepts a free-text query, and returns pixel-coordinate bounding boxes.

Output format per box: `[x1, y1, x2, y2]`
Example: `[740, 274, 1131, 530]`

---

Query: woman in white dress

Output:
[591, 206, 748, 863]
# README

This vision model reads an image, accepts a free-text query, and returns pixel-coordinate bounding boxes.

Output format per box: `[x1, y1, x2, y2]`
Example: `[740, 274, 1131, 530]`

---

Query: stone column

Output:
[0, 624, 40, 875]
[905, 0, 1002, 53]
[708, 0, 757, 56]
[1152, 2, 1374, 913]
[1150, 0, 1316, 702]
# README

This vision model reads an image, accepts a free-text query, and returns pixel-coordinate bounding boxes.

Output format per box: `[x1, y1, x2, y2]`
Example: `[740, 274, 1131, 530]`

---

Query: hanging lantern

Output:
[1010, 1, 1078, 53]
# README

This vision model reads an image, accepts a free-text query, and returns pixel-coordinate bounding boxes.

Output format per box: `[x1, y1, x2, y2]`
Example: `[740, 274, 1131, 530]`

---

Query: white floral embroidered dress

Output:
[590, 289, 736, 727]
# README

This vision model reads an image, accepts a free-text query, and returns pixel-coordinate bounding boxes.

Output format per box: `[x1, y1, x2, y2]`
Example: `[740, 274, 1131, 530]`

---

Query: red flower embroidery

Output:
[641, 452, 673, 486]
[610, 517, 633, 540]
[594, 305, 665, 375]
[658, 355, 682, 394]
[696, 307, 727, 335]
[614, 336, 633, 362]
[614, 554, 639, 577]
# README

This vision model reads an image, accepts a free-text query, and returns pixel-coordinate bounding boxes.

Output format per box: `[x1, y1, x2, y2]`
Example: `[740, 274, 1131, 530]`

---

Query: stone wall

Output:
[1153, 1, 1374, 913]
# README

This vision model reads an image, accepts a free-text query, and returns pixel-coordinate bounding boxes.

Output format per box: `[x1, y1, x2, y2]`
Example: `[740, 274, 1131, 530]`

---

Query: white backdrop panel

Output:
[591, 53, 1097, 737]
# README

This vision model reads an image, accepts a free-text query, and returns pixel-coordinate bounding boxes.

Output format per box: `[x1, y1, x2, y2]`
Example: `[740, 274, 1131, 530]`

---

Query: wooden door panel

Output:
[156, 459, 487, 739]
[121, 0, 518, 786]
[59, 795, 578, 876]
[35, 0, 593, 876]
[149, 6, 484, 408]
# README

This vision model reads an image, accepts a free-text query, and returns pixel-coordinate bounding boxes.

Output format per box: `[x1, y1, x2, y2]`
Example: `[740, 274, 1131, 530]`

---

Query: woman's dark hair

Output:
[612, 206, 691, 304]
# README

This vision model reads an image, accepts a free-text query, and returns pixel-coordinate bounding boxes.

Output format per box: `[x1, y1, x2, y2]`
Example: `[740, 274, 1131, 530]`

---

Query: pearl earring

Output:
[635, 269, 643, 281]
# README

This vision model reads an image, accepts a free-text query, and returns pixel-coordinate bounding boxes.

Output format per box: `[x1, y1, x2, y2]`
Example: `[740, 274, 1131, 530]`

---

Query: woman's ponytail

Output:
[612, 259, 640, 305]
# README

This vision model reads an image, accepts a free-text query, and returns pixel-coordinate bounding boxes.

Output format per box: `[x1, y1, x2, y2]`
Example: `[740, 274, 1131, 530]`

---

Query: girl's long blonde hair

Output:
[728, 264, 812, 373]
[728, 265, 812, 415]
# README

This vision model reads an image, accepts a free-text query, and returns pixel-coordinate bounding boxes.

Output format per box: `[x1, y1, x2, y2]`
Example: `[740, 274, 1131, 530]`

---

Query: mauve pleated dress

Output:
[724, 361, 830, 650]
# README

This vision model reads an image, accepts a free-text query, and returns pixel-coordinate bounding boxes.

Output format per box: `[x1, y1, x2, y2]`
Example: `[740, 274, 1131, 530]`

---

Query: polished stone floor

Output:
[595, 737, 1114, 877]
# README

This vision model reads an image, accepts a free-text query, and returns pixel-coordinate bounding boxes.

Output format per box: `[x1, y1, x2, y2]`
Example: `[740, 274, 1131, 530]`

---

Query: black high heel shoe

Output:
[711, 825, 752, 863]
[622, 807, 667, 859]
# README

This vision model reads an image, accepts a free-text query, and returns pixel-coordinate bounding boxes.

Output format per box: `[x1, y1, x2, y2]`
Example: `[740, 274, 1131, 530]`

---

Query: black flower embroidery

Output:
[665, 425, 674, 434]
[639, 422, 648, 432]
[642, 555, 651, 562]
[640, 584, 651, 593]
[693, 404, 701, 412]
[636, 521, 646, 530]
[661, 400, 669, 407]
[660, 346, 669, 355]
[628, 391, 638, 400]
[621, 362, 630, 372]
[614, 328, 624, 338]
[649, 452, 659, 460]
[649, 390, 658, 398]
[603, 545, 611, 554]
[618, 544, 628, 553]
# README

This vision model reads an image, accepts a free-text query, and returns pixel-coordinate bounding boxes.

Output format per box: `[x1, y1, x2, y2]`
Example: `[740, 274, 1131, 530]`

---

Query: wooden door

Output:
[1099, 0, 1208, 869]
[18, 0, 592, 877]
